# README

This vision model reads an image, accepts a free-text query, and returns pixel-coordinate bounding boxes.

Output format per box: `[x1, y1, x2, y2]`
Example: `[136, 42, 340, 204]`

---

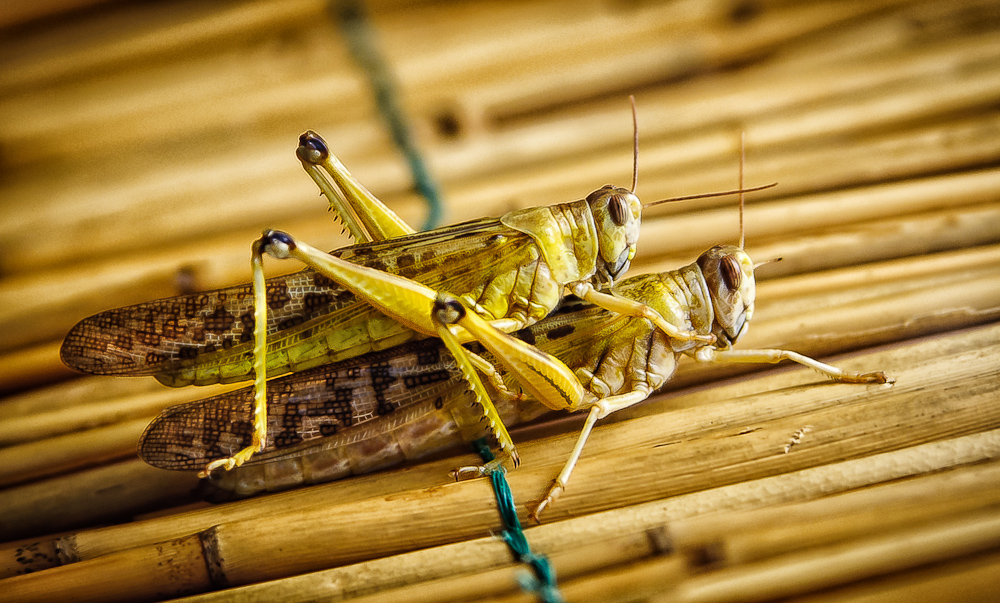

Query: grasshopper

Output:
[62, 103, 771, 476]
[139, 165, 888, 519]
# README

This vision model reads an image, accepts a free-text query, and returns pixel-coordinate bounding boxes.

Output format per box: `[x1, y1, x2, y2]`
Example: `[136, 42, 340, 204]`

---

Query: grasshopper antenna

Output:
[630, 94, 638, 194]
[739, 130, 746, 249]
[737, 132, 783, 270]
[645, 130, 776, 209]
[644, 182, 776, 208]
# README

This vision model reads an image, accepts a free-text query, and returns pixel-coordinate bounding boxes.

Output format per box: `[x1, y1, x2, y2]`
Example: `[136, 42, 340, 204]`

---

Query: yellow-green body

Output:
[61, 193, 633, 389]
[142, 258, 721, 497]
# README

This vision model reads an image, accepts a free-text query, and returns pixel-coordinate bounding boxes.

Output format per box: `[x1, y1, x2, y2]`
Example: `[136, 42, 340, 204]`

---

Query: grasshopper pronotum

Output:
[139, 152, 887, 519]
[62, 102, 771, 476]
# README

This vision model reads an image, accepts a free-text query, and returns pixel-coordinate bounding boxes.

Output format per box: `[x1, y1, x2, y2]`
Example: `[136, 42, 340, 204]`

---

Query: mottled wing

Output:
[59, 272, 339, 377]
[62, 216, 537, 386]
[138, 339, 466, 470]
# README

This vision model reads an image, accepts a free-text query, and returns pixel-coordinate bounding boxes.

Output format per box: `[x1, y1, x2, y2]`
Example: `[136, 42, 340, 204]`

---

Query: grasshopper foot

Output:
[198, 441, 263, 478]
[450, 457, 507, 481]
[842, 370, 893, 384]
[530, 479, 565, 523]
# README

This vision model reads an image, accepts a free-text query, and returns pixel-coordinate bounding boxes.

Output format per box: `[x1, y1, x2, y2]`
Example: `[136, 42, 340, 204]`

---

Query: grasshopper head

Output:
[587, 185, 642, 283]
[698, 245, 756, 347]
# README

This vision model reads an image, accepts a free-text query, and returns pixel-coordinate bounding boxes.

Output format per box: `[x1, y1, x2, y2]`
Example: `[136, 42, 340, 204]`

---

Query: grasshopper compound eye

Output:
[720, 254, 742, 291]
[608, 193, 629, 226]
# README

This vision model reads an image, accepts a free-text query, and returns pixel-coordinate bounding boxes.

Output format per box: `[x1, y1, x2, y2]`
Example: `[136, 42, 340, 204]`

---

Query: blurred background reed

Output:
[0, 1, 998, 602]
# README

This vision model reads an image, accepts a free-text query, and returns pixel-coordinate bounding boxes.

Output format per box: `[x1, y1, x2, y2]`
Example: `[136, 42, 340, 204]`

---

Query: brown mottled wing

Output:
[61, 216, 530, 383]
[138, 339, 466, 470]
[59, 272, 334, 376]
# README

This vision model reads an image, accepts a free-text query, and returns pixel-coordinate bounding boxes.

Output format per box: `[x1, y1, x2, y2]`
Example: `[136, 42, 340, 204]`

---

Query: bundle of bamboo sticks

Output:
[1, 0, 998, 601]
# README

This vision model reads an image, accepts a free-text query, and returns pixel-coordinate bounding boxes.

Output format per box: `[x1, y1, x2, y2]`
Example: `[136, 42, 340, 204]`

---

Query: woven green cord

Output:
[472, 438, 563, 603]
[332, 0, 445, 230]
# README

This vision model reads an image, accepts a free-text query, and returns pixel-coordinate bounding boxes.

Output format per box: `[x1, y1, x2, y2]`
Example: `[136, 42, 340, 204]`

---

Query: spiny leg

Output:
[433, 293, 598, 482]
[207, 228, 582, 476]
[296, 130, 415, 243]
[432, 297, 519, 477]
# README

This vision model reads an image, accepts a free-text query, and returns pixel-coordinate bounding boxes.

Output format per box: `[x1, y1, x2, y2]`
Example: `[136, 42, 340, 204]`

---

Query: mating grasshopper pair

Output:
[62, 113, 887, 519]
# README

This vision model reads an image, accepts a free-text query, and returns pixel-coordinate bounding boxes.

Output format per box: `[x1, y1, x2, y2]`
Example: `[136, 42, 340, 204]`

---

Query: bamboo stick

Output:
[783, 550, 1000, 603]
[483, 554, 688, 603]
[0, 417, 151, 487]
[0, 0, 331, 91]
[755, 243, 1000, 304]
[40, 438, 1000, 603]
[19, 331, 992, 599]
[637, 168, 1000, 264]
[0, 459, 200, 544]
[668, 468, 1000, 566]
[0, 379, 235, 446]
[661, 509, 1000, 603]
[0, 0, 114, 30]
[1, 3, 998, 601]
[0, 0, 887, 168]
[153, 456, 1000, 603]
[0, 237, 988, 474]
[662, 200, 1000, 275]
[291, 530, 676, 603]
[0, 375, 164, 420]
[0, 342, 70, 394]
[0, 533, 62, 579]
[3, 60, 995, 320]
[424, 26, 1000, 186]
[0, 6, 988, 208]
[44, 319, 1000, 562]
[6, 532, 211, 603]
[454, 1, 915, 121]
[638, 113, 1000, 219]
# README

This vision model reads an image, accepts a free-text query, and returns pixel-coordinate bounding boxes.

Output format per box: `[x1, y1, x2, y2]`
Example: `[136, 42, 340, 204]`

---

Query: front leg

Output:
[432, 299, 520, 471]
[573, 282, 716, 345]
[694, 347, 892, 384]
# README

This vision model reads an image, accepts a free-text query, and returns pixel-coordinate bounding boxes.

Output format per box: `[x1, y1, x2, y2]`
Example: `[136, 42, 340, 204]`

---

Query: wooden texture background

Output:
[1, 0, 999, 601]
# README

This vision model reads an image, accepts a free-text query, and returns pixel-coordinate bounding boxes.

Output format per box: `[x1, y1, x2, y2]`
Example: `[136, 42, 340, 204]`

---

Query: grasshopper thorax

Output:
[586, 185, 642, 283]
[697, 245, 756, 347]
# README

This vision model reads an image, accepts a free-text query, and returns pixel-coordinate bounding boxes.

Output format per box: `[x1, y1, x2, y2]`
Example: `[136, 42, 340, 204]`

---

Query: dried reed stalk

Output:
[5, 321, 996, 601]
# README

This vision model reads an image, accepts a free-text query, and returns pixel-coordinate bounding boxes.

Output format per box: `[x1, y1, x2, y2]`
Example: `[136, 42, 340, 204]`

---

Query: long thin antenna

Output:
[739, 130, 746, 249]
[643, 182, 776, 208]
[629, 95, 638, 193]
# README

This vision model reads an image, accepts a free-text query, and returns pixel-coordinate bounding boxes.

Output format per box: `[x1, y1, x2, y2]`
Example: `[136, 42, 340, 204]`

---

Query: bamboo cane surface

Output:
[1, 0, 999, 602]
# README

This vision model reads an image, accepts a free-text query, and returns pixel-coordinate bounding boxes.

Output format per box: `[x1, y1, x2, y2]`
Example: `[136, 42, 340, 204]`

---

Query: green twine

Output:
[471, 438, 563, 603]
[330, 3, 553, 596]
[332, 0, 445, 230]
